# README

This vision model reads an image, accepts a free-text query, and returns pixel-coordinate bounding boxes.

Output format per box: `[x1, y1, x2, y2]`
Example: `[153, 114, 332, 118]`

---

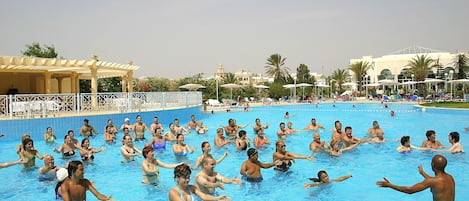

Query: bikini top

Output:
[177, 186, 195, 201]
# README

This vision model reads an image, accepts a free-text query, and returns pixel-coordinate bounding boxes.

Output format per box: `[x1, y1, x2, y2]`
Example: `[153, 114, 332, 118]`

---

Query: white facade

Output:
[349, 46, 465, 84]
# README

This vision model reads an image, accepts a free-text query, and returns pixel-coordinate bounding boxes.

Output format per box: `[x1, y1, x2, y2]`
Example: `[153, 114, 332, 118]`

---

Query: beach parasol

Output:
[296, 83, 313, 97]
[179, 83, 206, 91]
[221, 83, 242, 99]
[254, 85, 269, 100]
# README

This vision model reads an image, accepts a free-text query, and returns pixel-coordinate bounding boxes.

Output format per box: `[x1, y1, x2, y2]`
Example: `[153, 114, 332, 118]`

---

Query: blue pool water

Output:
[0, 103, 468, 201]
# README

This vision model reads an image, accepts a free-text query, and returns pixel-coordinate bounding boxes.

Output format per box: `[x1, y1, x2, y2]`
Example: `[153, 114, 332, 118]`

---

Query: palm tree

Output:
[407, 55, 438, 96]
[331, 69, 350, 93]
[296, 64, 311, 83]
[223, 72, 237, 84]
[265, 54, 290, 83]
[349, 61, 371, 92]
[407, 55, 437, 81]
[453, 53, 469, 79]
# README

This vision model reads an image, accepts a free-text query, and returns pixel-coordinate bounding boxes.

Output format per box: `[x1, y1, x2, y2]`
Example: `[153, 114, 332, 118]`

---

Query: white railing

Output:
[0, 92, 202, 119]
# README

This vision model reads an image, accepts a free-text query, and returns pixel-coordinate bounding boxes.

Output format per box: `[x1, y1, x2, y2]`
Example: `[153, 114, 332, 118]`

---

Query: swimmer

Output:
[150, 116, 164, 134]
[141, 145, 181, 185]
[305, 118, 325, 131]
[164, 123, 178, 140]
[366, 121, 384, 139]
[79, 138, 105, 162]
[273, 141, 314, 172]
[186, 115, 198, 130]
[433, 132, 464, 153]
[195, 155, 242, 194]
[277, 122, 289, 139]
[284, 111, 297, 119]
[54, 135, 82, 158]
[192, 142, 228, 170]
[377, 155, 455, 201]
[235, 130, 250, 151]
[44, 127, 56, 143]
[120, 117, 133, 132]
[38, 155, 61, 180]
[16, 134, 31, 155]
[146, 128, 168, 152]
[104, 125, 117, 143]
[421, 130, 444, 149]
[341, 126, 362, 148]
[20, 138, 45, 168]
[304, 170, 352, 188]
[397, 136, 428, 153]
[132, 115, 152, 141]
[195, 122, 209, 134]
[172, 134, 197, 156]
[309, 133, 326, 152]
[253, 118, 269, 133]
[224, 119, 249, 138]
[61, 160, 115, 201]
[331, 120, 343, 141]
[79, 118, 98, 137]
[253, 128, 270, 148]
[103, 119, 118, 136]
[120, 135, 142, 162]
[173, 118, 190, 135]
[239, 148, 282, 182]
[66, 130, 79, 147]
[369, 131, 386, 143]
[323, 139, 360, 156]
[169, 164, 230, 201]
[390, 110, 396, 117]
[285, 121, 308, 134]
[214, 128, 234, 147]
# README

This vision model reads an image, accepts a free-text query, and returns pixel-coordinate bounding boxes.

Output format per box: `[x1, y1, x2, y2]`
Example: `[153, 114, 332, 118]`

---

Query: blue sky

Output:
[1, 0, 468, 78]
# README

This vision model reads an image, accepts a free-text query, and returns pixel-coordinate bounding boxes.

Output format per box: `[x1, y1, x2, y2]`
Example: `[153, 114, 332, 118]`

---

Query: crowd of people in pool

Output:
[0, 109, 465, 201]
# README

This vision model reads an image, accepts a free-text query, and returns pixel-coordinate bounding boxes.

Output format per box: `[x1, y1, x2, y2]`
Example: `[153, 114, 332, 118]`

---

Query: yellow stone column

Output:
[121, 75, 127, 92]
[127, 71, 133, 93]
[90, 55, 99, 108]
[70, 72, 77, 93]
[57, 77, 63, 94]
[44, 71, 52, 94]
[127, 61, 134, 93]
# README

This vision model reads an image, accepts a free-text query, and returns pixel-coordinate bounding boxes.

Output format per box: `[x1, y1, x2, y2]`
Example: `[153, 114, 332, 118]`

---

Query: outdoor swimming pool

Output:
[0, 103, 468, 201]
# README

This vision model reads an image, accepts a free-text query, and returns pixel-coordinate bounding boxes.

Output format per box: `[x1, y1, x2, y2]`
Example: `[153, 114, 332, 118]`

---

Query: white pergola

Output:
[0, 55, 140, 94]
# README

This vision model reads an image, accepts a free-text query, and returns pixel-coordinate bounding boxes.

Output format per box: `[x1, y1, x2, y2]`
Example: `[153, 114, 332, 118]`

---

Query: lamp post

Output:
[449, 70, 454, 100]
[411, 74, 415, 93]
[215, 75, 219, 101]
[293, 76, 297, 103]
[445, 72, 449, 94]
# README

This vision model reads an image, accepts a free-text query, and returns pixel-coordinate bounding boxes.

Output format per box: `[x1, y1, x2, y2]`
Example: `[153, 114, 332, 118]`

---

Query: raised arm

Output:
[156, 159, 181, 169]
[195, 174, 224, 190]
[287, 152, 314, 160]
[418, 165, 430, 179]
[192, 185, 229, 201]
[376, 177, 431, 194]
[333, 174, 352, 182]
[141, 160, 159, 176]
[216, 152, 229, 164]
[86, 179, 114, 201]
